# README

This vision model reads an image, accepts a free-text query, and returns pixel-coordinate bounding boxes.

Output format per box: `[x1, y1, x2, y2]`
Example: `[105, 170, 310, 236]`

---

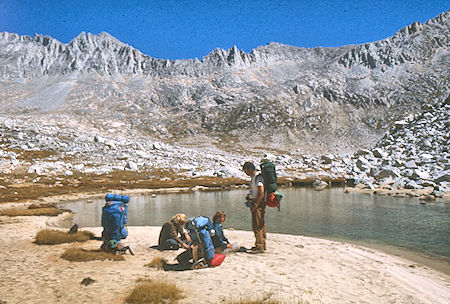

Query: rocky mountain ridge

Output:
[0, 12, 447, 78]
[0, 31, 345, 79]
[0, 11, 448, 198]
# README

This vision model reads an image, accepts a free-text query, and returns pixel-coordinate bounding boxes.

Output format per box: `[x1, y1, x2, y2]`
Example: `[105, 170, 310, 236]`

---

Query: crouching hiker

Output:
[212, 210, 240, 253]
[158, 213, 192, 250]
[174, 216, 227, 269]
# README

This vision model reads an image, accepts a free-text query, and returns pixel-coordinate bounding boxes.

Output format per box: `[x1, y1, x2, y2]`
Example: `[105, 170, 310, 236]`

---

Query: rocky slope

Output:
[0, 12, 449, 199]
[1, 96, 448, 200]
[0, 12, 448, 154]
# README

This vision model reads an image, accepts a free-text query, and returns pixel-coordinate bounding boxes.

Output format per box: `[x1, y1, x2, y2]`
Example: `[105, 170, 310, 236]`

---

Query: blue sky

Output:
[0, 1, 448, 59]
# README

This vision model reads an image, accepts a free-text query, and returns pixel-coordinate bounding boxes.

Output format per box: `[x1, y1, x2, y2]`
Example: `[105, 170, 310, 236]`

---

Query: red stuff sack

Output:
[209, 253, 226, 267]
[266, 192, 280, 208]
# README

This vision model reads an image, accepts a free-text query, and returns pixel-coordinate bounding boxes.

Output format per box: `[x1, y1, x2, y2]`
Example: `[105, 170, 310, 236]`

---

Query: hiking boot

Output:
[251, 245, 266, 251]
[238, 246, 247, 252]
[249, 247, 265, 254]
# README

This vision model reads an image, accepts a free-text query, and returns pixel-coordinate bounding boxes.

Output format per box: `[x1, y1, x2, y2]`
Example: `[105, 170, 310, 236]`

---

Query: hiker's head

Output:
[213, 210, 226, 223]
[172, 213, 187, 226]
[243, 161, 255, 176]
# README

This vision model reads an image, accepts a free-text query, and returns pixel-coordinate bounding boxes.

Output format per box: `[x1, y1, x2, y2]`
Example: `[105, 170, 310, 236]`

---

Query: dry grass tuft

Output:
[0, 206, 67, 217]
[60, 248, 125, 262]
[0, 203, 70, 217]
[28, 203, 57, 209]
[226, 292, 295, 304]
[145, 256, 167, 269]
[35, 229, 95, 245]
[126, 278, 184, 304]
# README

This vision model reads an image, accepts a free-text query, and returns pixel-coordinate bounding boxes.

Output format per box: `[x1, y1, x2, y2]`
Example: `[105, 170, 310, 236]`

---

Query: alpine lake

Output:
[60, 187, 450, 272]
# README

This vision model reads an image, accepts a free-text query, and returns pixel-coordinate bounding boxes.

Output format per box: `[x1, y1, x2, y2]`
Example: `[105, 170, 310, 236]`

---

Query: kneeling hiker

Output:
[158, 213, 191, 250]
[175, 216, 226, 268]
[212, 210, 239, 253]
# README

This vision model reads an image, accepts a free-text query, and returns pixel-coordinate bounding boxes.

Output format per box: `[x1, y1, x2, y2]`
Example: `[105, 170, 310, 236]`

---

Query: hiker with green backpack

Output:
[243, 161, 267, 253]
[243, 159, 283, 253]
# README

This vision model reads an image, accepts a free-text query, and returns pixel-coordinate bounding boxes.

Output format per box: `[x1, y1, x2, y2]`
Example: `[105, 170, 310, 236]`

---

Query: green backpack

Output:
[260, 161, 277, 194]
[260, 161, 283, 210]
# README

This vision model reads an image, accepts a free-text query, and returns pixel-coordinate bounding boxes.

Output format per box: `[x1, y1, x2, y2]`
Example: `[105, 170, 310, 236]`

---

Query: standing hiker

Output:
[243, 161, 266, 253]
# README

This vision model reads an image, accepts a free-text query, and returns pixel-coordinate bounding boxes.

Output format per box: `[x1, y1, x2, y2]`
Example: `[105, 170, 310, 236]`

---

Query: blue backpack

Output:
[101, 194, 133, 254]
[185, 216, 215, 261]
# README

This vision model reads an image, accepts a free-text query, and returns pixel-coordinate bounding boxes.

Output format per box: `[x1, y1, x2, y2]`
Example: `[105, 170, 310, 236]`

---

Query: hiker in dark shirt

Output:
[211, 210, 239, 253]
[158, 213, 191, 250]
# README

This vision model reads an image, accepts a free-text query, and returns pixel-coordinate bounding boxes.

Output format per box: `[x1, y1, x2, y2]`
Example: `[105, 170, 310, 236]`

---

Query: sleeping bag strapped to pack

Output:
[260, 160, 282, 210]
[185, 216, 215, 261]
[101, 193, 129, 251]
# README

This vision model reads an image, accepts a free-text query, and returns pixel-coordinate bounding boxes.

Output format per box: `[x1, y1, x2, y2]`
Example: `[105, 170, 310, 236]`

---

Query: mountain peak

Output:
[0, 12, 448, 155]
[69, 31, 125, 47]
[0, 11, 447, 79]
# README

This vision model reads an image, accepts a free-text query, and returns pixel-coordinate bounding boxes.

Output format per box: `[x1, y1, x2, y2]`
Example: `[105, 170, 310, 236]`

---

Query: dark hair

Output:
[213, 210, 226, 222]
[242, 161, 255, 171]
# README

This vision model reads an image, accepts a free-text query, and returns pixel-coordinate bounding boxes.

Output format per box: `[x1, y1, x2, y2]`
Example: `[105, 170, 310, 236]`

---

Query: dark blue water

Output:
[61, 188, 450, 261]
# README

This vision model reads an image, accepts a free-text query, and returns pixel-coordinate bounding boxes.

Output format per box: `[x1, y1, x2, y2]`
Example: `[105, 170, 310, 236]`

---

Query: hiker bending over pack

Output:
[175, 215, 226, 268]
[243, 161, 266, 253]
[212, 210, 240, 253]
[158, 213, 192, 250]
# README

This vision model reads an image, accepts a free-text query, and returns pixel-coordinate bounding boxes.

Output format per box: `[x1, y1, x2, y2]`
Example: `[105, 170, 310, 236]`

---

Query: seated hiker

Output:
[175, 215, 226, 269]
[212, 210, 240, 253]
[158, 213, 192, 250]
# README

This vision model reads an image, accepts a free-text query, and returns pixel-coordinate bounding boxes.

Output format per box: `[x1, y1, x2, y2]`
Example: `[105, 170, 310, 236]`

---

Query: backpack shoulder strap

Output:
[256, 173, 264, 184]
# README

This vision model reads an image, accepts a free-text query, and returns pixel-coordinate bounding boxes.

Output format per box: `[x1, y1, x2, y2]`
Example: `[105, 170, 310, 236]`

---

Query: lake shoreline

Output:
[0, 213, 449, 303]
[55, 188, 449, 277]
[3, 185, 449, 275]
[318, 236, 450, 276]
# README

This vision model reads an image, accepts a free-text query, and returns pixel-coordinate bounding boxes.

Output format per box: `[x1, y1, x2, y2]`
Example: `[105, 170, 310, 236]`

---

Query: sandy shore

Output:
[0, 212, 449, 304]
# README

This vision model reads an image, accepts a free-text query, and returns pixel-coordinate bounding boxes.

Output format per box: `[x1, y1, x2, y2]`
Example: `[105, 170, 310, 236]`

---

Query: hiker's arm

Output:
[175, 235, 189, 249]
[174, 226, 190, 249]
[180, 229, 191, 249]
[169, 224, 185, 246]
[183, 232, 192, 244]
[251, 185, 264, 211]
[215, 225, 229, 248]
